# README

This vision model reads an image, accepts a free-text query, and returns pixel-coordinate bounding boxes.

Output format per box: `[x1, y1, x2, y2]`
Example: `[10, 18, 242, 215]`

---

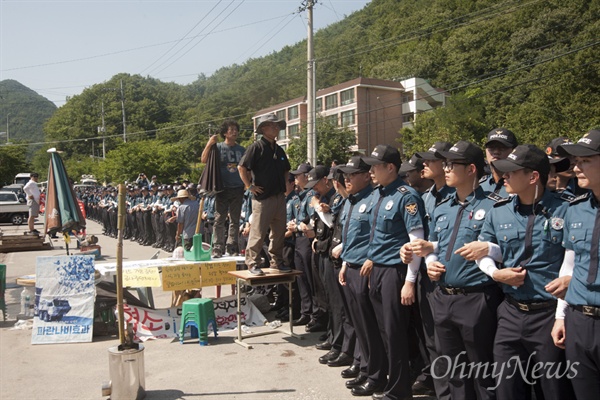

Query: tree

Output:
[0, 145, 29, 185]
[287, 118, 356, 168]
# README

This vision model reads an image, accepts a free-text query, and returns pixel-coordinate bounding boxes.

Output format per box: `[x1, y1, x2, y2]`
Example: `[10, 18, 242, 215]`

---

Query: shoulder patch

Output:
[487, 192, 507, 203]
[558, 191, 575, 202]
[570, 192, 590, 204]
[479, 174, 490, 184]
[493, 197, 512, 207]
[405, 202, 418, 216]
[398, 186, 409, 194]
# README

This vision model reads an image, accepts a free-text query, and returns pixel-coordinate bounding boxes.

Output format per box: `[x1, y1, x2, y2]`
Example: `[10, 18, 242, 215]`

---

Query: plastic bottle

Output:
[20, 288, 28, 315]
[268, 320, 282, 329]
[25, 294, 31, 317]
[241, 325, 252, 334]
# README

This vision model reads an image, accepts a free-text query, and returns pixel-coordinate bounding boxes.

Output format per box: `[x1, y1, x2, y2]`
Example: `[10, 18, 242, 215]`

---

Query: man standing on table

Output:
[352, 145, 425, 399]
[552, 129, 600, 399]
[238, 113, 292, 276]
[201, 119, 246, 258]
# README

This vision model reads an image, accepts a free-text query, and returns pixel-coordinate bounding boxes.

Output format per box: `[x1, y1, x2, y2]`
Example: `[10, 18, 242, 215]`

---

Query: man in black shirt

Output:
[238, 113, 292, 275]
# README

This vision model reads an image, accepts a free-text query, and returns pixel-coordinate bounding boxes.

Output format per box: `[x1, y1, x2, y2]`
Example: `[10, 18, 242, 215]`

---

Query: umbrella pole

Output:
[195, 197, 205, 235]
[116, 183, 126, 345]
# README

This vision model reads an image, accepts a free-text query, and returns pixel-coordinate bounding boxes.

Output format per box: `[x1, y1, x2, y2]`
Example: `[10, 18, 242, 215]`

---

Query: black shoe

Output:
[278, 312, 290, 322]
[318, 333, 328, 341]
[315, 341, 332, 351]
[249, 266, 264, 276]
[328, 352, 353, 367]
[411, 380, 435, 396]
[275, 308, 289, 319]
[292, 315, 311, 326]
[306, 319, 317, 329]
[341, 364, 360, 379]
[351, 382, 386, 396]
[346, 375, 367, 389]
[318, 349, 340, 365]
[275, 264, 293, 273]
[371, 392, 386, 400]
[306, 322, 327, 333]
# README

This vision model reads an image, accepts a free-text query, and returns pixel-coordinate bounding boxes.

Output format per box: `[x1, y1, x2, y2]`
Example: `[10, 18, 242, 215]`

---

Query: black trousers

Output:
[318, 254, 344, 351]
[432, 285, 503, 400]
[369, 265, 412, 400]
[494, 300, 574, 400]
[565, 306, 600, 400]
[294, 235, 315, 318]
[345, 265, 387, 384]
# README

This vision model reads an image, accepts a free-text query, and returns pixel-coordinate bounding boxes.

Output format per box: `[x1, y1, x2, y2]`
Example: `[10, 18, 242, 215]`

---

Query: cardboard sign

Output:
[200, 261, 236, 286]
[161, 264, 201, 291]
[123, 267, 161, 288]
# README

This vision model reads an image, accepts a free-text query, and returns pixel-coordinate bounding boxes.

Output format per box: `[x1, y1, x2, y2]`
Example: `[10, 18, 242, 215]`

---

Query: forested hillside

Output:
[30, 0, 600, 182]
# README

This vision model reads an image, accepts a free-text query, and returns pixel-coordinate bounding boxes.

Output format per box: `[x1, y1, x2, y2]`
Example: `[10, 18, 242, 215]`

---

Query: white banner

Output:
[121, 295, 266, 342]
[32, 255, 96, 344]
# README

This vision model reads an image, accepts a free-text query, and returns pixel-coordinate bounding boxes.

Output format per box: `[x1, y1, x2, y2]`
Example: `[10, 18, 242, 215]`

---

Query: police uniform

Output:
[479, 173, 509, 200]
[367, 176, 426, 399]
[340, 183, 388, 387]
[428, 186, 502, 400]
[562, 192, 600, 399]
[479, 190, 574, 399]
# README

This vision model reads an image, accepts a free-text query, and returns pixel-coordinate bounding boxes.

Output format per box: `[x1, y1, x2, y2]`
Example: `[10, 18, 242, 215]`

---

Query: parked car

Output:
[0, 191, 29, 225]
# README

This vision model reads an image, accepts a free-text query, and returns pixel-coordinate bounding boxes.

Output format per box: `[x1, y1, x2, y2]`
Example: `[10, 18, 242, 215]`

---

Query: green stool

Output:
[179, 298, 218, 346]
[0, 265, 6, 321]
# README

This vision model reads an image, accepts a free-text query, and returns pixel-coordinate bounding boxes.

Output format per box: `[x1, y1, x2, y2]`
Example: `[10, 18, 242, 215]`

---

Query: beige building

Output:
[253, 77, 447, 154]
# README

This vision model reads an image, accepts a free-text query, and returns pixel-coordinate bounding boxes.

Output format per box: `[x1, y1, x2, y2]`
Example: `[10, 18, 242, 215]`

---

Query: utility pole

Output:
[301, 0, 317, 166]
[101, 101, 106, 159]
[120, 79, 127, 143]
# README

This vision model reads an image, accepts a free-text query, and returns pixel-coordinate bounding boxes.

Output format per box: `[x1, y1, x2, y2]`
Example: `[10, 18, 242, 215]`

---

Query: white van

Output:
[14, 173, 32, 186]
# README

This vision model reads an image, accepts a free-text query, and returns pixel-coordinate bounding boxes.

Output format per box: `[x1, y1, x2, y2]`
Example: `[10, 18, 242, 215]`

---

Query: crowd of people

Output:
[75, 113, 600, 400]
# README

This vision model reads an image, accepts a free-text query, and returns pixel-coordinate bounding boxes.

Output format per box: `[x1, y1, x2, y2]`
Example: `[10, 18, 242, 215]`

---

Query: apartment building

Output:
[253, 77, 447, 154]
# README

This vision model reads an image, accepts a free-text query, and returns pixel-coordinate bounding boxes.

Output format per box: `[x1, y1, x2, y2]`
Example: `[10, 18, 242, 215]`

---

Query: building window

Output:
[316, 98, 323, 112]
[326, 114, 338, 126]
[340, 89, 355, 106]
[288, 105, 299, 120]
[288, 124, 300, 138]
[276, 110, 286, 120]
[402, 92, 414, 103]
[325, 94, 338, 110]
[402, 113, 415, 123]
[341, 110, 355, 127]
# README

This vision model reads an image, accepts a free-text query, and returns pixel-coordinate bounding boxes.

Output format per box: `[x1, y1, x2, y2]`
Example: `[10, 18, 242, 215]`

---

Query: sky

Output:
[0, 0, 370, 107]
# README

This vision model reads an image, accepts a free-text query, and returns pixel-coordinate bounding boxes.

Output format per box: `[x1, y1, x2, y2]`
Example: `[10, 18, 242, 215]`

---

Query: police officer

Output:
[421, 141, 503, 399]
[552, 129, 600, 399]
[356, 145, 426, 399]
[338, 156, 387, 393]
[480, 128, 518, 200]
[477, 144, 574, 399]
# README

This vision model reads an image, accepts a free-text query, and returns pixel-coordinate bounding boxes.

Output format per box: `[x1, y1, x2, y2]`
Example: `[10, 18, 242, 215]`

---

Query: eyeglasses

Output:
[442, 161, 470, 170]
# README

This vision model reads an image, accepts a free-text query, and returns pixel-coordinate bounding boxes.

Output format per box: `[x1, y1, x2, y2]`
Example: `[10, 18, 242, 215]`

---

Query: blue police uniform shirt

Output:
[296, 188, 316, 224]
[340, 184, 374, 266]
[216, 142, 245, 189]
[478, 189, 569, 301]
[286, 191, 298, 223]
[563, 193, 600, 307]
[423, 184, 455, 232]
[480, 174, 509, 200]
[367, 177, 425, 266]
[430, 186, 496, 288]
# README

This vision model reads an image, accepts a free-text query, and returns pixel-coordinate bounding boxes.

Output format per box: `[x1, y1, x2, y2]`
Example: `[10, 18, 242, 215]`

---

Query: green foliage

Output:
[98, 140, 192, 184]
[0, 145, 29, 186]
[287, 119, 356, 168]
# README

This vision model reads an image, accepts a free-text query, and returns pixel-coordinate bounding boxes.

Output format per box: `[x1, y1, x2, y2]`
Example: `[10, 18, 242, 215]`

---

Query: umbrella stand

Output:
[103, 183, 146, 400]
[183, 196, 211, 261]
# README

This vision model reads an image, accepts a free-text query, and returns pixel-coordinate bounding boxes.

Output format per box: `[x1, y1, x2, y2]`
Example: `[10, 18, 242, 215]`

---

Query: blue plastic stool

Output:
[179, 298, 218, 346]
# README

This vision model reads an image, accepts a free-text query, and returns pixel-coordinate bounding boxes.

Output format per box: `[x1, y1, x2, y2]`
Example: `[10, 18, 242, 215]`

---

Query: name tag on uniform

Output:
[385, 200, 394, 210]
[359, 204, 367, 213]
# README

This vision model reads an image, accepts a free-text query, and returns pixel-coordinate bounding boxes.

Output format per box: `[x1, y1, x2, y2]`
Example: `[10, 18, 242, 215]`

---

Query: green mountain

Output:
[28, 0, 600, 181]
[0, 79, 57, 144]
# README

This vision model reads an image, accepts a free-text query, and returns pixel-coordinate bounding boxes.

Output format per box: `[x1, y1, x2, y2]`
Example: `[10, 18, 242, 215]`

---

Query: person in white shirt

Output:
[23, 173, 41, 234]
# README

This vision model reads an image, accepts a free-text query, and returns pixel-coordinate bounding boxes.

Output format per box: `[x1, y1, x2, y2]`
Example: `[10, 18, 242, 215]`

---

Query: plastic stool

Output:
[0, 264, 6, 321]
[179, 298, 218, 345]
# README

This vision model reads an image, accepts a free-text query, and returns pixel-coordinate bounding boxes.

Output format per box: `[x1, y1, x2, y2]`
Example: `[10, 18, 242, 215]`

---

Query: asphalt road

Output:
[0, 218, 435, 400]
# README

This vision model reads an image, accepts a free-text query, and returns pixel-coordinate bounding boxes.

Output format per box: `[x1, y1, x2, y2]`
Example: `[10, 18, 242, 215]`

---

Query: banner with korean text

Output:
[121, 295, 266, 342]
[32, 255, 96, 344]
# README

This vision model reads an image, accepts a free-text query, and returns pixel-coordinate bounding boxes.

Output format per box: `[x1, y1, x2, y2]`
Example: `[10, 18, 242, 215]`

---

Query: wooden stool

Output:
[179, 298, 218, 346]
